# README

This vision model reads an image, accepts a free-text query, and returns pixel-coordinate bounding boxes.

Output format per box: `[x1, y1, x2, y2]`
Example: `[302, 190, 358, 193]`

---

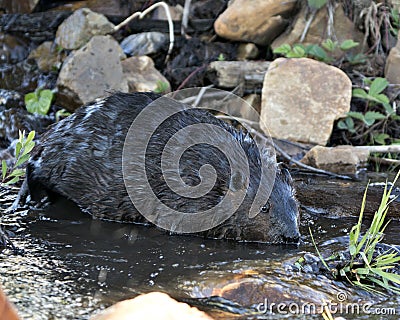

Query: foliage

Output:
[25, 89, 54, 115]
[1, 131, 35, 186]
[55, 109, 71, 122]
[153, 80, 170, 94]
[308, 0, 327, 10]
[337, 77, 400, 145]
[217, 53, 226, 61]
[310, 172, 400, 294]
[273, 39, 363, 65]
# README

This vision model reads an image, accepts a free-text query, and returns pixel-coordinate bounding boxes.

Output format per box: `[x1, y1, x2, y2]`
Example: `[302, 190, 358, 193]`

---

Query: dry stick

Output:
[174, 65, 207, 92]
[181, 0, 192, 36]
[370, 157, 400, 167]
[300, 9, 316, 42]
[215, 115, 352, 180]
[113, 2, 174, 63]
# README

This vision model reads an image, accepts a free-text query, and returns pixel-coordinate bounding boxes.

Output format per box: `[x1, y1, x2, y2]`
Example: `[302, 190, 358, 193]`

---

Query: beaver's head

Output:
[205, 165, 300, 244]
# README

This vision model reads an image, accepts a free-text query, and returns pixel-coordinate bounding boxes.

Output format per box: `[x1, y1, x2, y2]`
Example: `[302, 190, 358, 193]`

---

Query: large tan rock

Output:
[214, 0, 297, 45]
[260, 58, 352, 145]
[272, 3, 364, 58]
[92, 292, 213, 320]
[56, 35, 128, 111]
[122, 56, 171, 93]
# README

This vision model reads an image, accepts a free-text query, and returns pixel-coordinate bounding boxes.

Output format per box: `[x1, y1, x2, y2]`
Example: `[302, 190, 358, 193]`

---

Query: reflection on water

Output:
[1, 194, 400, 319]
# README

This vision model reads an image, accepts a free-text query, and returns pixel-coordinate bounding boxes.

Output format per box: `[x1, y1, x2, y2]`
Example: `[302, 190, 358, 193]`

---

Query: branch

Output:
[113, 2, 174, 63]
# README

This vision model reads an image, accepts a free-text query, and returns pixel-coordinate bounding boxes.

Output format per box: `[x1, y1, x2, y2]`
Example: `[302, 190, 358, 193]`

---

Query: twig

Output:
[300, 9, 316, 42]
[174, 64, 207, 92]
[369, 156, 400, 167]
[181, 0, 191, 36]
[355, 145, 400, 153]
[113, 2, 174, 63]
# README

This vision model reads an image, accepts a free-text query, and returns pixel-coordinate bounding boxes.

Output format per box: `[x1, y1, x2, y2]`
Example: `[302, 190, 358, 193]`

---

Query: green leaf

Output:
[9, 169, 25, 178]
[24, 91, 38, 106]
[15, 154, 30, 167]
[25, 89, 53, 115]
[345, 117, 355, 133]
[352, 88, 369, 99]
[364, 111, 386, 126]
[5, 177, 19, 185]
[26, 130, 35, 144]
[347, 111, 365, 121]
[308, 0, 327, 10]
[308, 45, 329, 61]
[287, 45, 306, 58]
[339, 39, 359, 51]
[373, 93, 390, 105]
[321, 39, 337, 52]
[1, 160, 7, 180]
[15, 141, 22, 158]
[337, 120, 348, 130]
[21, 141, 35, 157]
[273, 44, 291, 55]
[373, 133, 390, 145]
[369, 78, 389, 96]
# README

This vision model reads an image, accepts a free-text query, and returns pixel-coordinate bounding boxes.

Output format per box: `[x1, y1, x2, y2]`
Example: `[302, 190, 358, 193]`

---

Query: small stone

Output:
[237, 43, 259, 61]
[385, 34, 400, 84]
[120, 32, 167, 56]
[122, 56, 171, 93]
[301, 145, 369, 174]
[56, 35, 128, 111]
[55, 8, 115, 50]
[91, 292, 213, 320]
[214, 0, 297, 45]
[28, 41, 65, 73]
[260, 58, 352, 145]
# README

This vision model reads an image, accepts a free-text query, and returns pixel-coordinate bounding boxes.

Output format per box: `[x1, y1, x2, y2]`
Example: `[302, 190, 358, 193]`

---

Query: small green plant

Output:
[217, 53, 226, 61]
[25, 89, 54, 115]
[153, 80, 170, 94]
[1, 131, 35, 185]
[310, 172, 400, 294]
[390, 8, 400, 37]
[337, 77, 400, 145]
[55, 109, 71, 122]
[273, 39, 361, 64]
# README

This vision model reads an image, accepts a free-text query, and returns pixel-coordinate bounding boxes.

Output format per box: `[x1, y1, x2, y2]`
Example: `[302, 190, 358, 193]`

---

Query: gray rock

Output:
[56, 35, 128, 111]
[120, 32, 167, 56]
[55, 8, 115, 50]
[122, 56, 170, 93]
[260, 58, 352, 146]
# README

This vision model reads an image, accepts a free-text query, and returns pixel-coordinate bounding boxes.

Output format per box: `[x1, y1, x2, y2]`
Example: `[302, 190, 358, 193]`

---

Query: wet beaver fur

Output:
[24, 92, 300, 243]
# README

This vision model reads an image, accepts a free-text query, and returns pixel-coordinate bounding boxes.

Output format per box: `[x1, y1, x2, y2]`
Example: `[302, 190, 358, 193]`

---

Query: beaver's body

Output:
[26, 92, 300, 243]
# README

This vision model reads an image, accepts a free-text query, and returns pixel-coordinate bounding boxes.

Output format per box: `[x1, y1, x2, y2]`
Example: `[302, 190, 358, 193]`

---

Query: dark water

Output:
[1, 183, 400, 320]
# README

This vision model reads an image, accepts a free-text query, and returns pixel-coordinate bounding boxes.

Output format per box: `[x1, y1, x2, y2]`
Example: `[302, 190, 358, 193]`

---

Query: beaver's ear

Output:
[277, 163, 293, 184]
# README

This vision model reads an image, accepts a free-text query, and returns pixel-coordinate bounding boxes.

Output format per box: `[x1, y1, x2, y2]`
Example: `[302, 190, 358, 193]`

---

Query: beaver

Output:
[23, 92, 300, 243]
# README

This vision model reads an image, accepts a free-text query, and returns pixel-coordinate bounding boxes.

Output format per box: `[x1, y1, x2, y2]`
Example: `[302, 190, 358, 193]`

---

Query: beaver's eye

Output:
[261, 203, 270, 213]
